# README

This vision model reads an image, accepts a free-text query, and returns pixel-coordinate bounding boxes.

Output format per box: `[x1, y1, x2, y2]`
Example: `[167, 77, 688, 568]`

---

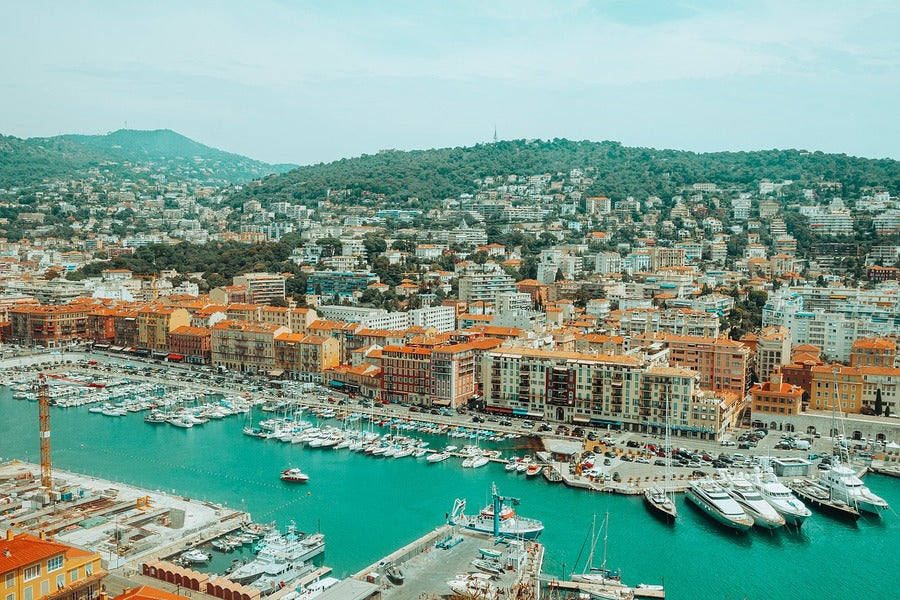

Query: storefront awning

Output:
[572, 417, 591, 424]
[590, 419, 623, 426]
[432, 399, 450, 406]
[268, 369, 285, 377]
[512, 408, 528, 416]
[110, 346, 123, 351]
[166, 353, 184, 361]
[485, 406, 513, 414]
[329, 380, 344, 387]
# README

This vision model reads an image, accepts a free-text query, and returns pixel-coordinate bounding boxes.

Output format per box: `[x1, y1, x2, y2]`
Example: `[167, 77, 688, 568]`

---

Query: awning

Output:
[110, 346, 123, 351]
[432, 399, 450, 406]
[485, 406, 513, 414]
[572, 417, 591, 424]
[526, 412, 544, 419]
[268, 369, 285, 377]
[329, 380, 345, 387]
[590, 419, 623, 426]
[512, 408, 528, 416]
[166, 353, 184, 361]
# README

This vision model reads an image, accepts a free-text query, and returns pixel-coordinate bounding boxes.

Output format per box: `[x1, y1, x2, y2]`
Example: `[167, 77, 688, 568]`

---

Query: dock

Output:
[353, 524, 543, 599]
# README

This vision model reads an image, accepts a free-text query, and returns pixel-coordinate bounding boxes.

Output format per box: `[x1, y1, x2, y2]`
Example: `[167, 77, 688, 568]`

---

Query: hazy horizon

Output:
[2, 1, 898, 165]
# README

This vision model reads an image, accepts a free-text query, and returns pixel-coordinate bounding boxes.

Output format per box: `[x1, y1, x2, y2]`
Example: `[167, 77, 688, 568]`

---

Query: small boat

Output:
[181, 549, 211, 563]
[478, 548, 502, 559]
[384, 562, 405, 585]
[280, 468, 309, 483]
[426, 451, 451, 463]
[525, 464, 543, 477]
[504, 459, 519, 472]
[542, 466, 563, 483]
[471, 558, 504, 576]
[447, 573, 500, 599]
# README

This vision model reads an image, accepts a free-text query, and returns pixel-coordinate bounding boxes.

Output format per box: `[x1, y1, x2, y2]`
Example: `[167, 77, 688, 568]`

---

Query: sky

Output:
[2, 0, 899, 165]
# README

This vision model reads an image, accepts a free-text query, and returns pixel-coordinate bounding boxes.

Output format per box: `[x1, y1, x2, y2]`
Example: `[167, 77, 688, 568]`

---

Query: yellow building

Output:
[136, 306, 190, 353]
[810, 365, 863, 413]
[0, 530, 105, 600]
[274, 333, 340, 381]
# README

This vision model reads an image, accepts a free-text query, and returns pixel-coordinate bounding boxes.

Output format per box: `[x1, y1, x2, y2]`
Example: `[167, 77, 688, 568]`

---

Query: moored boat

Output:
[448, 484, 544, 539]
[685, 479, 753, 531]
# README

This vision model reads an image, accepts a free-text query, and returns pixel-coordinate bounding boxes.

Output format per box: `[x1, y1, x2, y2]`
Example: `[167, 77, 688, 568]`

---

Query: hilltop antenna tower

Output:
[493, 124, 498, 143]
[37, 374, 52, 491]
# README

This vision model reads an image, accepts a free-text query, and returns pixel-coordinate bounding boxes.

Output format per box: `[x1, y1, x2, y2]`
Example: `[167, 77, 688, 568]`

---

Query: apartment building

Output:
[610, 308, 720, 338]
[458, 273, 517, 304]
[210, 320, 289, 374]
[208, 285, 249, 305]
[481, 348, 728, 439]
[756, 326, 791, 386]
[274, 333, 340, 381]
[0, 530, 105, 600]
[169, 325, 212, 365]
[136, 306, 190, 353]
[8, 304, 89, 348]
[631, 333, 749, 394]
[232, 273, 286, 305]
[849, 337, 897, 368]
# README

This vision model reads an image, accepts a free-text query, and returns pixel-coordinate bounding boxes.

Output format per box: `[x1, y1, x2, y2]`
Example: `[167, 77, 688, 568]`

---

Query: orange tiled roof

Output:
[0, 532, 94, 572]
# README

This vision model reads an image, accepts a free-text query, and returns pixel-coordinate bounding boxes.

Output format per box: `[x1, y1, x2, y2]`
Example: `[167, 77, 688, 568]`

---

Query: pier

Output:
[353, 524, 542, 599]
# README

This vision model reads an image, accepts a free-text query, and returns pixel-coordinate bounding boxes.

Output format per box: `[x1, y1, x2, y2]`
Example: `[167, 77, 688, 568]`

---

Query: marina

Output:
[1, 382, 900, 599]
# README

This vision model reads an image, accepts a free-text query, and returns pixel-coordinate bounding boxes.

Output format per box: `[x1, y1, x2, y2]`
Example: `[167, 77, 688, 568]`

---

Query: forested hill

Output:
[230, 139, 900, 208]
[0, 129, 295, 187]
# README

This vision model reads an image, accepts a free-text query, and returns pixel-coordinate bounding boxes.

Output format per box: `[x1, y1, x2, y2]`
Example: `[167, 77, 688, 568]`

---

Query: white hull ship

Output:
[686, 479, 754, 531]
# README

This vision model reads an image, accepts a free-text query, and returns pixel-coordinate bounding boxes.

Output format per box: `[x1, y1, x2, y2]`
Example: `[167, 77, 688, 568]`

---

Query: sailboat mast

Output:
[601, 512, 609, 571]
[665, 386, 671, 499]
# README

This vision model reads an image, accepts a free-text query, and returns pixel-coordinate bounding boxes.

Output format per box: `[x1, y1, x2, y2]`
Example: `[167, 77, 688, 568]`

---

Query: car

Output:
[471, 415, 484, 422]
[817, 462, 830, 471]
[522, 421, 534, 429]
[626, 440, 641, 448]
[587, 432, 598, 441]
[409, 406, 421, 413]
[572, 427, 585, 437]
[635, 457, 650, 464]
[686, 461, 700, 468]
[620, 455, 633, 462]
[654, 459, 667, 467]
[720, 440, 736, 447]
[604, 451, 616, 458]
[692, 469, 708, 477]
[604, 458, 612, 466]
[499, 419, 512, 426]
[538, 424, 552, 432]
[430, 409, 441, 415]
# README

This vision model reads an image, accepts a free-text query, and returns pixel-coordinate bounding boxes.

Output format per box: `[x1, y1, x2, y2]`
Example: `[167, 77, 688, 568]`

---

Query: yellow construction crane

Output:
[37, 374, 52, 491]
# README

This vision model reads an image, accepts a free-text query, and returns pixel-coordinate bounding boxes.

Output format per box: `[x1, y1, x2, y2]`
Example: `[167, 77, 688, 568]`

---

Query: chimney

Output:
[6, 529, 13, 541]
[39, 530, 47, 540]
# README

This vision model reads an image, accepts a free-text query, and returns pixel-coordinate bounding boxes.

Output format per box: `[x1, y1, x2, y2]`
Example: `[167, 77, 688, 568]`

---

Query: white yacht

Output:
[229, 523, 325, 587]
[819, 463, 889, 515]
[747, 466, 811, 527]
[685, 479, 754, 531]
[426, 451, 451, 463]
[721, 473, 785, 529]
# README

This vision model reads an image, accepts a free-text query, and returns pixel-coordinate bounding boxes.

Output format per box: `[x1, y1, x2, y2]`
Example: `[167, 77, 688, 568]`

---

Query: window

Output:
[68, 569, 78, 583]
[23, 566, 40, 582]
[39, 582, 48, 597]
[47, 556, 63, 573]
[5, 574, 13, 589]
[85, 564, 93, 576]
[22, 589, 31, 600]
[56, 575, 64, 590]
[6, 592, 15, 600]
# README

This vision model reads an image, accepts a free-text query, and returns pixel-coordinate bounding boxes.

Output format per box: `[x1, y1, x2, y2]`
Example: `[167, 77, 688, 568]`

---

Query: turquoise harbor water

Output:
[1, 389, 898, 599]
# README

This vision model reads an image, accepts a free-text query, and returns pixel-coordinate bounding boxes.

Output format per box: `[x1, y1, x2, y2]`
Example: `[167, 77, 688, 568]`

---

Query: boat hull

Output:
[643, 490, 677, 523]
[685, 487, 752, 532]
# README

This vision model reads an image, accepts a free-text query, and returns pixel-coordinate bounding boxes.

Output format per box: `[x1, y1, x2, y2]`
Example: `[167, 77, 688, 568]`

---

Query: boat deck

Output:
[355, 525, 542, 600]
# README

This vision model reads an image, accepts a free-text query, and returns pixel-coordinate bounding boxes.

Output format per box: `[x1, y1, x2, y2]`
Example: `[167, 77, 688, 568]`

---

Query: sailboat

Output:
[644, 388, 677, 523]
[570, 513, 627, 588]
[571, 514, 666, 597]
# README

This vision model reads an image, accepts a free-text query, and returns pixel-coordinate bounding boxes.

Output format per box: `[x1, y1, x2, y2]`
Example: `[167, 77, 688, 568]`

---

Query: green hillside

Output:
[0, 129, 295, 187]
[230, 139, 900, 208]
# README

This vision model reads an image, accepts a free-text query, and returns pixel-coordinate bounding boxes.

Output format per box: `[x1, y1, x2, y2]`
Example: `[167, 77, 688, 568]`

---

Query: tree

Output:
[874, 388, 884, 416]
[885, 405, 891, 418]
